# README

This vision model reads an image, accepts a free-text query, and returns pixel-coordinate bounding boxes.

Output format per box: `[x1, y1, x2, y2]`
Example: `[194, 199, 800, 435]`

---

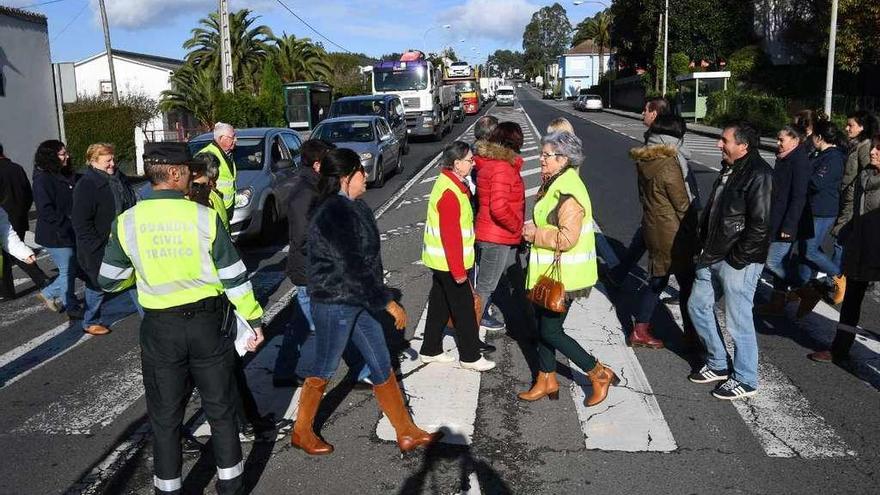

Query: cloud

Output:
[87, 0, 276, 30]
[438, 0, 538, 44]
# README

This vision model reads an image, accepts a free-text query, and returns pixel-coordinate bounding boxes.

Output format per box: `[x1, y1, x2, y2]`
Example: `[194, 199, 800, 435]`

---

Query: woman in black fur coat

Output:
[290, 148, 443, 455]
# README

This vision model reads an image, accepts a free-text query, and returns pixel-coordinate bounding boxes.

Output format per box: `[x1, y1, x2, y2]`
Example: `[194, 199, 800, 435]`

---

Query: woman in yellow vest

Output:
[519, 131, 619, 407]
[190, 153, 230, 231]
[419, 141, 495, 371]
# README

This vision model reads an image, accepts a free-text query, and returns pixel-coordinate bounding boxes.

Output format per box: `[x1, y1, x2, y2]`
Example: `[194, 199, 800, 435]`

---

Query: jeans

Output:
[688, 260, 762, 389]
[474, 242, 517, 319]
[308, 302, 391, 385]
[41, 247, 78, 309]
[764, 241, 794, 289]
[797, 216, 841, 284]
[273, 286, 369, 383]
[534, 302, 597, 373]
[422, 269, 483, 363]
[82, 286, 143, 327]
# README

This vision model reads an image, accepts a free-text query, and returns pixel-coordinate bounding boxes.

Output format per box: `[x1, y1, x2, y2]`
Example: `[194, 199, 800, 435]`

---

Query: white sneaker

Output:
[459, 356, 496, 372]
[420, 352, 456, 364]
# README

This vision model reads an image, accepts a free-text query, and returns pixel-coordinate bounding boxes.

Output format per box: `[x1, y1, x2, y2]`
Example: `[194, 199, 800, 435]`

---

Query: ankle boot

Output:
[374, 373, 443, 452]
[755, 290, 787, 316]
[795, 285, 822, 319]
[628, 323, 664, 349]
[291, 377, 334, 455]
[585, 362, 619, 407]
[831, 275, 846, 305]
[517, 372, 560, 401]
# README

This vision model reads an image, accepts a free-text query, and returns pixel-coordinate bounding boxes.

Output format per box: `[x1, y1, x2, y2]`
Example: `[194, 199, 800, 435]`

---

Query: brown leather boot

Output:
[584, 362, 619, 407]
[373, 373, 443, 452]
[291, 377, 334, 455]
[831, 275, 846, 305]
[795, 285, 822, 319]
[755, 290, 787, 317]
[517, 372, 560, 401]
[628, 323, 664, 349]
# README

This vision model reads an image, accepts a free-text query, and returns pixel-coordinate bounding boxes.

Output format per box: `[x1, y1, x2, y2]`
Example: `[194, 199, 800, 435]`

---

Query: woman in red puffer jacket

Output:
[472, 122, 525, 330]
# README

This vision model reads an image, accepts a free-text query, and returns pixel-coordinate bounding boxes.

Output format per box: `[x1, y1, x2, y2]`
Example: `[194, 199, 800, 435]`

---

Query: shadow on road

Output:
[397, 438, 512, 495]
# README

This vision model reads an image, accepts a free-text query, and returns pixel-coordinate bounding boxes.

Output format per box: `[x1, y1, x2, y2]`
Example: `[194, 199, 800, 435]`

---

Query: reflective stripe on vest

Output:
[526, 168, 598, 291]
[118, 199, 224, 309]
[210, 189, 230, 231]
[199, 143, 236, 209]
[422, 173, 475, 272]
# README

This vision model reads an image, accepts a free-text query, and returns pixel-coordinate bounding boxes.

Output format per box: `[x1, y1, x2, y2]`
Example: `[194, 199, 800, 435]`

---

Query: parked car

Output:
[496, 85, 515, 106]
[582, 94, 603, 111]
[310, 116, 403, 188]
[452, 93, 466, 123]
[329, 94, 409, 154]
[188, 127, 302, 242]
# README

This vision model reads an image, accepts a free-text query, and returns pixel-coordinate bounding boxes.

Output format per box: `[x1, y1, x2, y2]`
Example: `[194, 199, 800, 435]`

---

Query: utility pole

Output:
[97, 0, 118, 105]
[823, 0, 839, 116]
[219, 0, 234, 93]
[661, 0, 669, 96]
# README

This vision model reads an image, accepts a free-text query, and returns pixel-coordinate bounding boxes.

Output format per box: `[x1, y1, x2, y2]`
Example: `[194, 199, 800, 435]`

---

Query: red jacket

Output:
[473, 141, 525, 245]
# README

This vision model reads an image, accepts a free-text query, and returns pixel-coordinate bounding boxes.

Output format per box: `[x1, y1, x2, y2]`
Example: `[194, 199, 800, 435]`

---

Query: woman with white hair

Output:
[519, 131, 619, 407]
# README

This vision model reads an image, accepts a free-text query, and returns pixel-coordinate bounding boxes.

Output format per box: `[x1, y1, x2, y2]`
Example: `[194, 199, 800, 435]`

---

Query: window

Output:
[376, 119, 391, 138]
[99, 81, 113, 97]
[281, 132, 302, 166]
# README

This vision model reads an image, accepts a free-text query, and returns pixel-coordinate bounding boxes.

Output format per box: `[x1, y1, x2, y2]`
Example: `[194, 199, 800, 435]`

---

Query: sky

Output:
[5, 0, 605, 64]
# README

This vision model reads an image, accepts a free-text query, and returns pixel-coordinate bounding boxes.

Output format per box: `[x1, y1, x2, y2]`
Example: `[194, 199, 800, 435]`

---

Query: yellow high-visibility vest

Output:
[199, 142, 236, 210]
[422, 173, 475, 271]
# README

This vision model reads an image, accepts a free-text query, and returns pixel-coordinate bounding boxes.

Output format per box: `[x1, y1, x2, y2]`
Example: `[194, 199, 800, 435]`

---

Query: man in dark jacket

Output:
[0, 143, 48, 298]
[273, 139, 369, 387]
[687, 122, 772, 400]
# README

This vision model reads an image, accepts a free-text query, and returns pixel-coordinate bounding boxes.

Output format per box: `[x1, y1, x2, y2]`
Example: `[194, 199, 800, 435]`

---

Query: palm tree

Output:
[271, 33, 332, 83]
[572, 12, 612, 76]
[160, 63, 220, 127]
[183, 9, 274, 92]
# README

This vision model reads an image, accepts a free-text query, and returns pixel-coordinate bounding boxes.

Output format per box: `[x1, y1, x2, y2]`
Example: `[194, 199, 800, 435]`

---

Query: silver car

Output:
[310, 116, 403, 188]
[188, 127, 302, 242]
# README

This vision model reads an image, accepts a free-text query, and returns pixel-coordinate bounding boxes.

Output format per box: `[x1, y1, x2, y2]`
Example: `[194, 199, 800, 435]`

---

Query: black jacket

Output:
[768, 143, 812, 241]
[307, 194, 392, 311]
[0, 157, 33, 236]
[697, 152, 773, 269]
[286, 166, 319, 286]
[807, 146, 846, 218]
[72, 167, 137, 288]
[32, 168, 76, 248]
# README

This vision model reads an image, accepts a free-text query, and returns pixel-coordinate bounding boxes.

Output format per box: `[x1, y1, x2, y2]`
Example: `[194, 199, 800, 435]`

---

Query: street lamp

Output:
[422, 24, 451, 51]
[662, 0, 669, 96]
[824, 0, 839, 116]
[572, 1, 609, 8]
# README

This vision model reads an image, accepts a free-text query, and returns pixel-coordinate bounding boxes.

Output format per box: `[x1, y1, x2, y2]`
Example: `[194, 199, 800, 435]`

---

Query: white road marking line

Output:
[564, 291, 678, 452]
[522, 154, 539, 162]
[521, 167, 541, 178]
[376, 306, 486, 445]
[460, 471, 482, 495]
[525, 185, 540, 198]
[521, 146, 539, 152]
[0, 325, 93, 390]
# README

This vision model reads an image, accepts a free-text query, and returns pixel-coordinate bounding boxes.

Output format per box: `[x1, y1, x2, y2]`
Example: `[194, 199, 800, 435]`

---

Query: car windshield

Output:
[498, 89, 514, 96]
[332, 100, 385, 117]
[586, 95, 601, 100]
[374, 68, 427, 91]
[188, 138, 264, 171]
[454, 81, 476, 93]
[312, 121, 375, 143]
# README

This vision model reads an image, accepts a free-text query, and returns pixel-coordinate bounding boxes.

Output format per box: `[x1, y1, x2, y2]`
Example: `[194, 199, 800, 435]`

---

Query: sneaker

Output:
[688, 365, 729, 384]
[36, 293, 61, 313]
[460, 356, 496, 372]
[712, 378, 757, 400]
[480, 315, 505, 332]
[478, 340, 497, 353]
[419, 352, 456, 364]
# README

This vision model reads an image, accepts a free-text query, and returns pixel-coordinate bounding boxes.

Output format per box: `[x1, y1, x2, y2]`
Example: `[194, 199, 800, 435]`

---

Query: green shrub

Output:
[214, 92, 265, 128]
[670, 52, 690, 79]
[727, 45, 767, 83]
[64, 107, 137, 173]
[706, 90, 787, 136]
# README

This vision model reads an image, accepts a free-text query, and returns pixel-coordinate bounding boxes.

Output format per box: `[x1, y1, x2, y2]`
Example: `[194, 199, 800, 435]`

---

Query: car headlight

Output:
[359, 152, 374, 162]
[235, 187, 253, 208]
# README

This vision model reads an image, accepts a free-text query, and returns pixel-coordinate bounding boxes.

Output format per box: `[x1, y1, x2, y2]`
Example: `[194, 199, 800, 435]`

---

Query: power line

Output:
[272, 0, 351, 53]
[50, 0, 87, 42]
[19, 0, 68, 9]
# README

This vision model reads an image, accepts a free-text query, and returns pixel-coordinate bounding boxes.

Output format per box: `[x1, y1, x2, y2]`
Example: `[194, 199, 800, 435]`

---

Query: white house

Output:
[0, 6, 60, 177]
[73, 49, 189, 136]
[557, 39, 614, 99]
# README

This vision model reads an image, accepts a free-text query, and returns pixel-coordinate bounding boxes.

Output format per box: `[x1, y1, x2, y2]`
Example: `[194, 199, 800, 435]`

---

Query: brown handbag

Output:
[527, 231, 568, 313]
[448, 282, 482, 328]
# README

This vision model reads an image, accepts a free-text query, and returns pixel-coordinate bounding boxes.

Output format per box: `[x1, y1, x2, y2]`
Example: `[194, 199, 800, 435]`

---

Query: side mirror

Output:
[273, 159, 293, 170]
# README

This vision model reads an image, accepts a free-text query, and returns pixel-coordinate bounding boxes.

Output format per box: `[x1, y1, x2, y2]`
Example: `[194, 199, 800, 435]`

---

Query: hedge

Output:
[64, 107, 137, 174]
[706, 90, 788, 136]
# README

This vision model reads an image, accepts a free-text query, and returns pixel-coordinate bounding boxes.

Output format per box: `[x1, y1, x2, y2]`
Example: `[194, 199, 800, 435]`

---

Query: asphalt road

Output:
[1, 90, 878, 495]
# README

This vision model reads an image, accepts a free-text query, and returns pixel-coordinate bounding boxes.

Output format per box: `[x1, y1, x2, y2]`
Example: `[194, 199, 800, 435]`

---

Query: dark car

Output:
[329, 94, 409, 154]
[310, 116, 403, 188]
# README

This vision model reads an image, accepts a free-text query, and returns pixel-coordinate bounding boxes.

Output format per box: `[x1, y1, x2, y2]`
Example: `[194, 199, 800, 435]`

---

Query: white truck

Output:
[372, 51, 455, 140]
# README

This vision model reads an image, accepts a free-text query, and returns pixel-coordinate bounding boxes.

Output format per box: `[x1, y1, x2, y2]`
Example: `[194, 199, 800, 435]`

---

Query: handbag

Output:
[448, 281, 482, 328]
[527, 231, 568, 313]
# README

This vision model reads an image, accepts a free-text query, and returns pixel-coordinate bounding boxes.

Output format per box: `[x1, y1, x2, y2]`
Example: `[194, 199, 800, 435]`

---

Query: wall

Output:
[0, 12, 59, 177]
[611, 75, 647, 112]
[559, 53, 613, 98]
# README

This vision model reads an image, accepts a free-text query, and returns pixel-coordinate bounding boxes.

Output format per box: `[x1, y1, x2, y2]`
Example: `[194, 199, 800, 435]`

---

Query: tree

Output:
[272, 33, 332, 83]
[160, 63, 220, 126]
[610, 0, 662, 71]
[487, 49, 525, 76]
[258, 59, 285, 127]
[327, 52, 374, 97]
[182, 9, 274, 93]
[522, 3, 572, 77]
[572, 11, 613, 75]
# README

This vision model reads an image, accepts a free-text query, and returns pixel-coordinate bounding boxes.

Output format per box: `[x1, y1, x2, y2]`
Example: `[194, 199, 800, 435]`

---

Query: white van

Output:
[496, 85, 515, 106]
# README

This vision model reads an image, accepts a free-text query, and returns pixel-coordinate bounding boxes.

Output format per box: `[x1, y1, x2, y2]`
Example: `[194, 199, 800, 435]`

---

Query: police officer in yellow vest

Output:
[98, 142, 264, 495]
[419, 142, 496, 371]
[198, 122, 238, 221]
[519, 131, 619, 408]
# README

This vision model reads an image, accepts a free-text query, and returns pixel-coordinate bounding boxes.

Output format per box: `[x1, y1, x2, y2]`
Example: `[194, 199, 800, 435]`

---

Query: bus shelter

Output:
[675, 71, 730, 122]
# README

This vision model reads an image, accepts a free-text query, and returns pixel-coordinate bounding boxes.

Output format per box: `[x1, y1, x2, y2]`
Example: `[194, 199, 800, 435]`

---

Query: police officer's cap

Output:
[143, 142, 200, 166]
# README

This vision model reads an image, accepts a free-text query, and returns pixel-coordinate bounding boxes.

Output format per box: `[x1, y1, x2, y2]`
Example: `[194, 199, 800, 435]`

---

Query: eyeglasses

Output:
[540, 152, 565, 159]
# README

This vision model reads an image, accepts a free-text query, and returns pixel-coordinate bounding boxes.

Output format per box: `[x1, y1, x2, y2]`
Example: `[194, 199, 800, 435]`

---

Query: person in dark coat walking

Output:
[0, 142, 48, 298]
[32, 139, 81, 318]
[809, 132, 880, 364]
[72, 143, 140, 335]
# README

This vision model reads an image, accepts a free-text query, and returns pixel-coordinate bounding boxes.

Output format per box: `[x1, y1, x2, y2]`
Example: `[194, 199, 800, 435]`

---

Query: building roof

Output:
[0, 5, 48, 26]
[75, 49, 184, 71]
[563, 39, 616, 56]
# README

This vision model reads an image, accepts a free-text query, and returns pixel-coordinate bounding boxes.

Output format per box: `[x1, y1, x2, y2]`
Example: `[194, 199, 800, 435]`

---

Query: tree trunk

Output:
[599, 45, 605, 78]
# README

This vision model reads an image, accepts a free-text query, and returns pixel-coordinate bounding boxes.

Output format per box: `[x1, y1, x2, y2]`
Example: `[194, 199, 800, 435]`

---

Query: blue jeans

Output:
[688, 260, 762, 389]
[41, 247, 78, 309]
[474, 242, 517, 318]
[308, 302, 392, 384]
[797, 216, 841, 284]
[83, 286, 143, 328]
[764, 241, 794, 289]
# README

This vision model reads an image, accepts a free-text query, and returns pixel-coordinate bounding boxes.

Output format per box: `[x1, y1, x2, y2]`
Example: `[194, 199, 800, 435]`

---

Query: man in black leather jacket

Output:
[687, 122, 772, 401]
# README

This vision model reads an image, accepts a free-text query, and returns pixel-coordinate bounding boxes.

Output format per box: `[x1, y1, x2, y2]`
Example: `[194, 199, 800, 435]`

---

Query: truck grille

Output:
[404, 112, 419, 128]
[403, 97, 420, 109]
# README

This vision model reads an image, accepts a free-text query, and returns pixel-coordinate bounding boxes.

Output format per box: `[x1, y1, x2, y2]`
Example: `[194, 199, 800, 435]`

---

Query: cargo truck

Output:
[444, 64, 481, 115]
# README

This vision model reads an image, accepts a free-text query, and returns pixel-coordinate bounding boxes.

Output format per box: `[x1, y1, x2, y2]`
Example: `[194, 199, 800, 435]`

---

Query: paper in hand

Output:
[233, 311, 257, 357]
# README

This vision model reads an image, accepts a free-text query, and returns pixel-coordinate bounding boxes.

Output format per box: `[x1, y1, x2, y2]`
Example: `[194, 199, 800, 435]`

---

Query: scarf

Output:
[93, 167, 137, 215]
